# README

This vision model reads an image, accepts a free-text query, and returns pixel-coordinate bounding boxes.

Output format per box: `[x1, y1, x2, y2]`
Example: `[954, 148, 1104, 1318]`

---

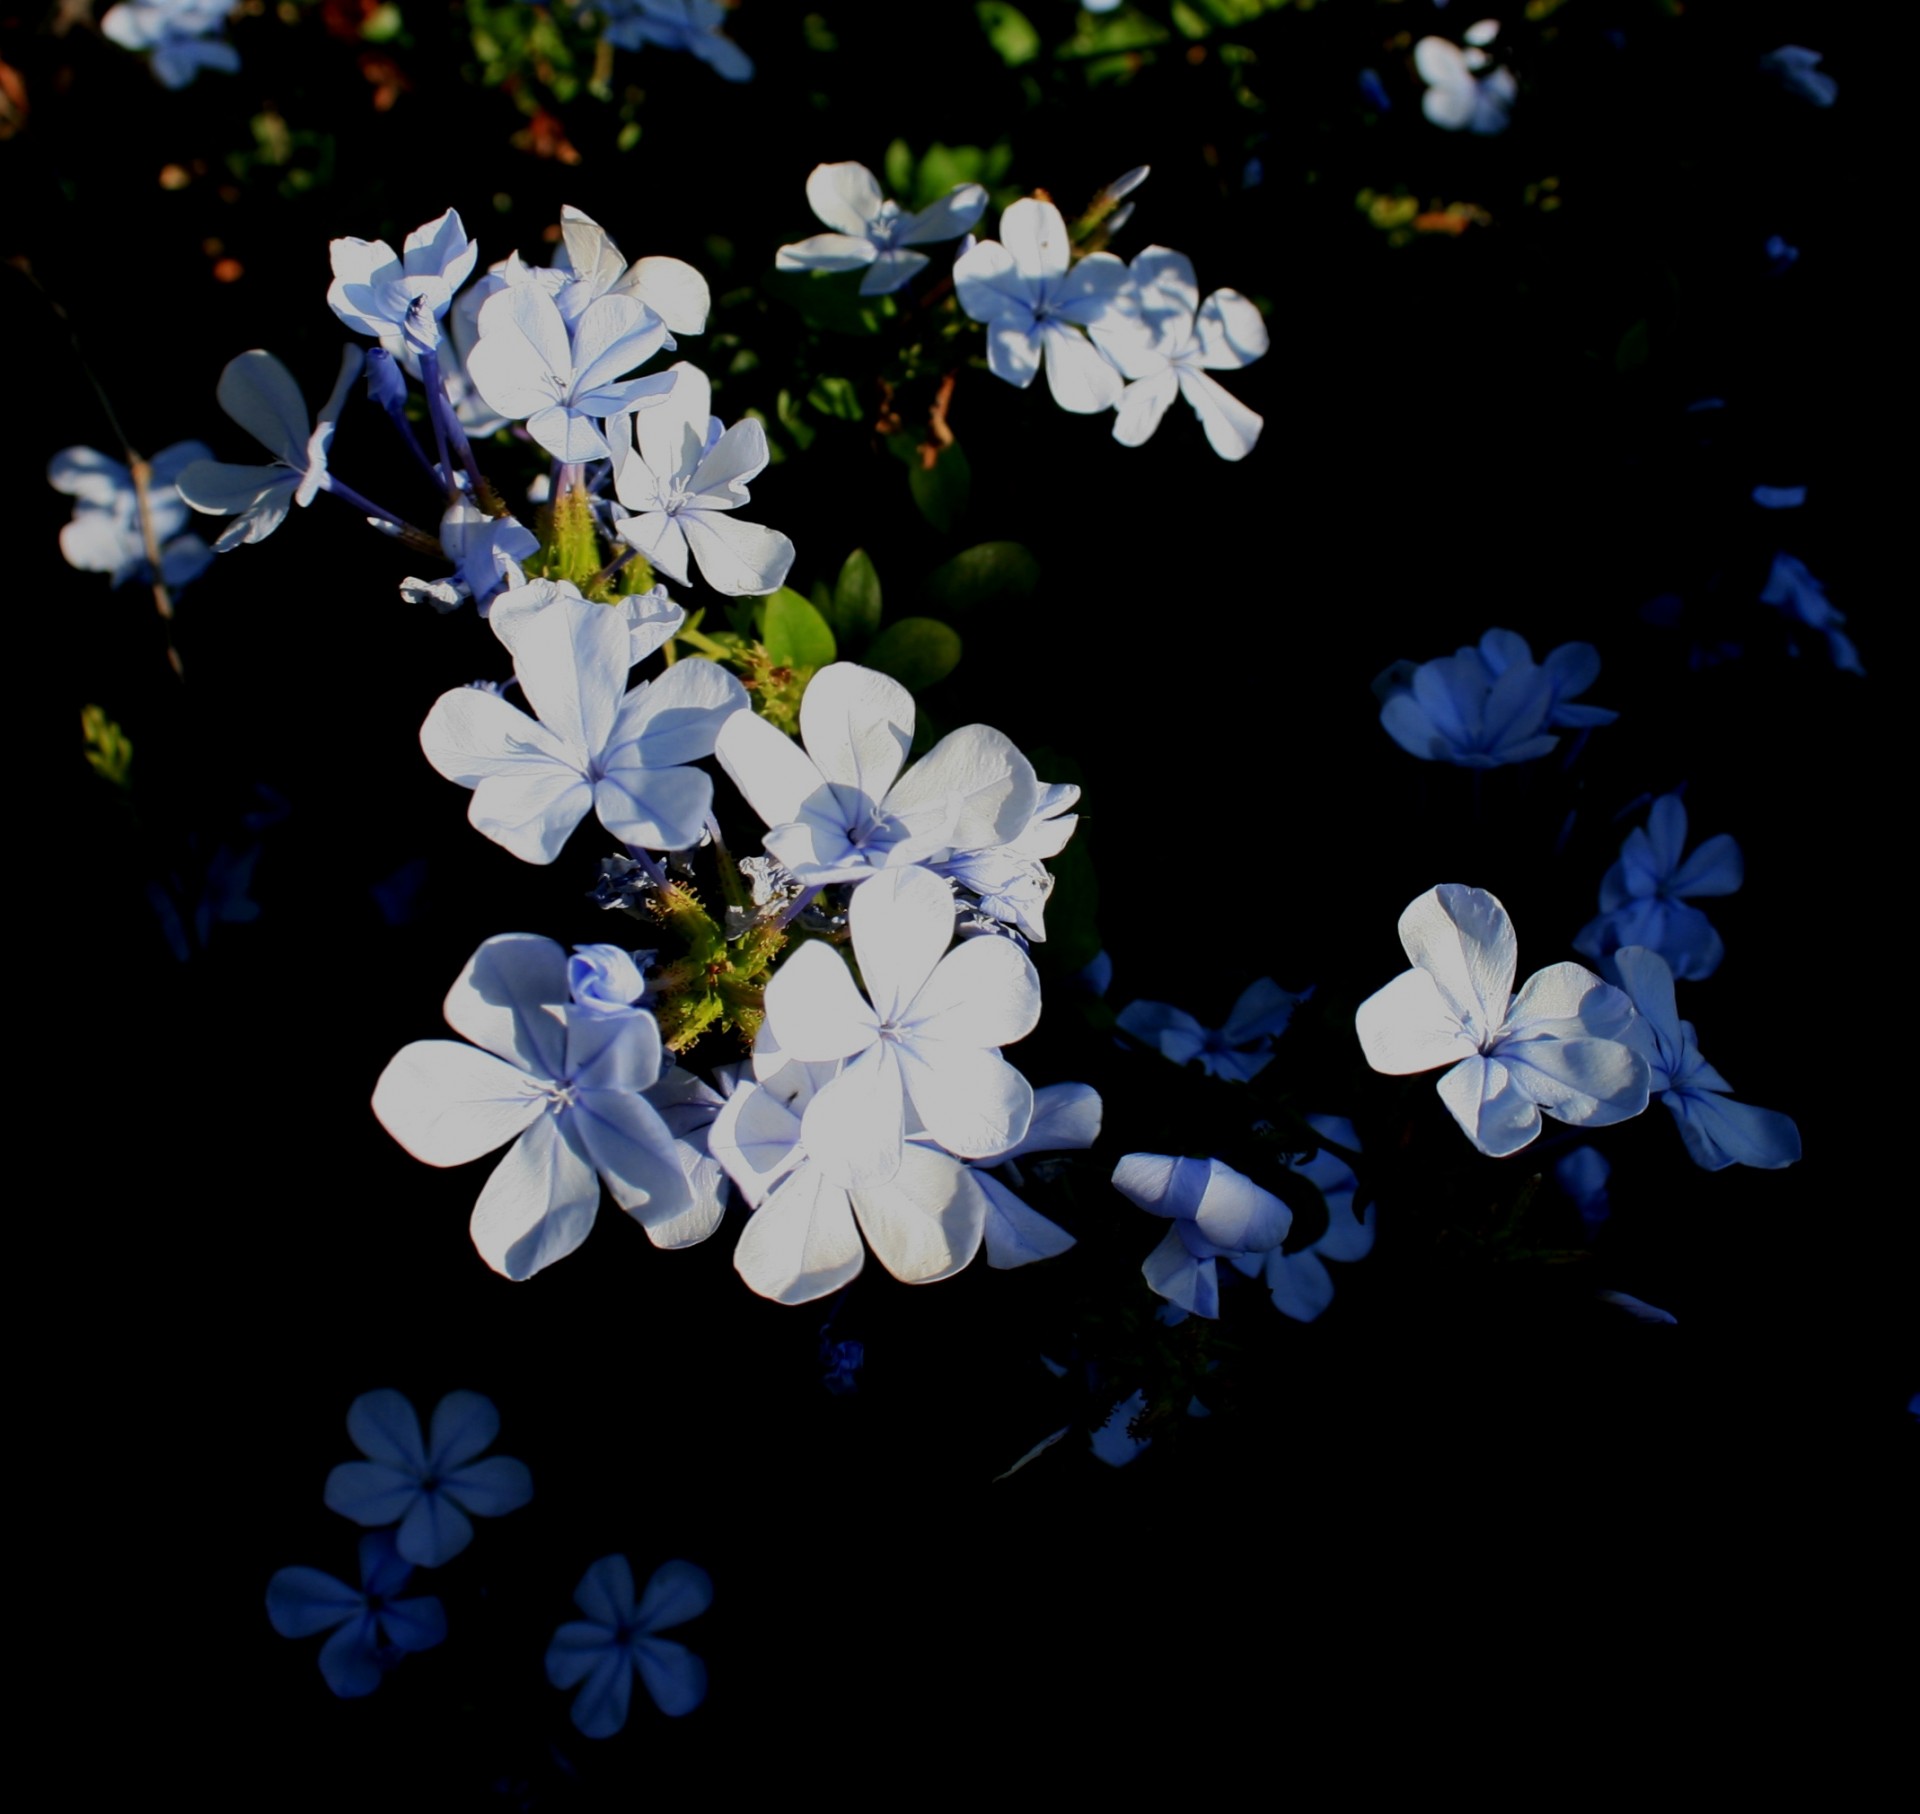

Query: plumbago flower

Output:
[323, 1389, 533, 1566]
[777, 161, 988, 295]
[598, 0, 753, 80]
[1574, 792, 1743, 981]
[545, 205, 712, 337]
[715, 662, 1048, 894]
[371, 933, 717, 1279]
[706, 867, 1047, 1302]
[1111, 1154, 1291, 1319]
[101, 0, 239, 89]
[267, 1531, 446, 1699]
[401, 498, 541, 614]
[1355, 885, 1651, 1157]
[1378, 628, 1614, 767]
[419, 579, 746, 863]
[1117, 976, 1310, 1083]
[467, 281, 675, 463]
[547, 1557, 712, 1738]
[1225, 1117, 1374, 1322]
[954, 197, 1130, 413]
[1613, 948, 1801, 1171]
[1760, 552, 1863, 674]
[48, 442, 214, 590]
[327, 208, 479, 363]
[176, 349, 364, 549]
[1090, 246, 1269, 461]
[1415, 20, 1516, 134]
[609, 363, 795, 596]
[931, 779, 1081, 941]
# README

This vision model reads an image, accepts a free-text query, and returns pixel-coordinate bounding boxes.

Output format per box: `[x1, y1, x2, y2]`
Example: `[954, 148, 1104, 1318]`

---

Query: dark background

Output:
[12, 0, 1905, 1796]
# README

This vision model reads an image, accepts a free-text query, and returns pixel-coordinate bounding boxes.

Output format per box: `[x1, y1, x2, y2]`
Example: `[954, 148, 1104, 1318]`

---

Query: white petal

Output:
[1354, 966, 1480, 1075]
[1113, 370, 1179, 447]
[619, 255, 711, 335]
[1398, 884, 1518, 1042]
[442, 933, 570, 1076]
[776, 232, 878, 275]
[1190, 1160, 1290, 1252]
[801, 1043, 907, 1187]
[1039, 322, 1124, 414]
[469, 1113, 601, 1280]
[216, 350, 309, 463]
[993, 1081, 1101, 1159]
[1194, 288, 1270, 370]
[851, 1142, 988, 1283]
[999, 197, 1071, 283]
[681, 510, 795, 596]
[886, 723, 1039, 854]
[806, 161, 885, 236]
[900, 183, 989, 246]
[372, 1040, 545, 1165]
[799, 663, 916, 800]
[895, 1041, 1033, 1160]
[715, 706, 828, 830]
[978, 1170, 1075, 1268]
[1435, 1055, 1541, 1156]
[733, 1162, 865, 1304]
[848, 864, 956, 1021]
[1176, 366, 1263, 461]
[900, 928, 1041, 1048]
[762, 939, 878, 1060]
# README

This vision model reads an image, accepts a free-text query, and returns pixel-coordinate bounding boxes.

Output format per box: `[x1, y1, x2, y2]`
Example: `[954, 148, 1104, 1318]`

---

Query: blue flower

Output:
[599, 0, 753, 80]
[1759, 552, 1863, 674]
[1117, 976, 1309, 1083]
[547, 1557, 712, 1736]
[1415, 23, 1516, 134]
[100, 0, 239, 88]
[1760, 45, 1837, 107]
[48, 442, 213, 590]
[1111, 1153, 1291, 1319]
[1226, 1116, 1374, 1321]
[266, 1531, 447, 1698]
[1379, 629, 1614, 767]
[1613, 948, 1802, 1172]
[323, 1389, 534, 1567]
[1575, 792, 1742, 981]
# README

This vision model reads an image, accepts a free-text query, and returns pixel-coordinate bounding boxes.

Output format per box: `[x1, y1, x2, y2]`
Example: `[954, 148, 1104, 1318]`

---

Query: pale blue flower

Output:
[609, 363, 795, 595]
[176, 348, 364, 549]
[954, 198, 1131, 413]
[1760, 551, 1863, 674]
[1379, 628, 1612, 766]
[327, 209, 479, 360]
[1613, 947, 1802, 1172]
[972, 1082, 1099, 1269]
[930, 779, 1080, 940]
[777, 161, 988, 296]
[1575, 792, 1742, 981]
[1117, 977, 1309, 1083]
[48, 442, 213, 590]
[547, 205, 711, 335]
[1356, 885, 1651, 1157]
[401, 498, 540, 613]
[600, 0, 752, 80]
[547, 1557, 712, 1737]
[1415, 23, 1515, 133]
[569, 943, 651, 1013]
[371, 933, 714, 1278]
[267, 1531, 447, 1698]
[1760, 45, 1837, 107]
[100, 0, 239, 88]
[1556, 1144, 1611, 1235]
[419, 578, 745, 863]
[1111, 1153, 1291, 1319]
[1226, 1116, 1374, 1321]
[324, 1389, 533, 1566]
[1092, 246, 1268, 460]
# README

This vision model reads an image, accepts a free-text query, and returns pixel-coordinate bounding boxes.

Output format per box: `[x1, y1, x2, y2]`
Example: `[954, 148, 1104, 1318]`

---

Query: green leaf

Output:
[908, 441, 971, 533]
[762, 589, 838, 672]
[831, 548, 884, 644]
[885, 138, 915, 199]
[1614, 319, 1651, 375]
[923, 541, 1039, 616]
[774, 389, 816, 452]
[976, 2, 1041, 67]
[863, 618, 962, 692]
[762, 268, 882, 337]
[806, 374, 865, 422]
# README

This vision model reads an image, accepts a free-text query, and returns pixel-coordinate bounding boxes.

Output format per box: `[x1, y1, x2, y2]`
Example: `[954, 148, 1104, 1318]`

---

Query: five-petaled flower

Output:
[323, 1388, 533, 1566]
[777, 161, 988, 295]
[48, 442, 214, 591]
[327, 208, 479, 362]
[1574, 791, 1743, 981]
[547, 1556, 712, 1737]
[1117, 976, 1310, 1083]
[1378, 628, 1614, 767]
[1355, 884, 1651, 1156]
[266, 1530, 448, 1698]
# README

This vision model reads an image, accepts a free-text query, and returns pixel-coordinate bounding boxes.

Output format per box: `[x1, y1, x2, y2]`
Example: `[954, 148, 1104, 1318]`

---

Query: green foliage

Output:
[763, 270, 884, 337]
[976, 1, 1041, 67]
[825, 549, 884, 647]
[899, 439, 972, 533]
[466, 0, 587, 100]
[922, 541, 1040, 617]
[81, 705, 133, 790]
[863, 617, 962, 692]
[805, 374, 865, 422]
[899, 140, 1017, 212]
[760, 588, 838, 673]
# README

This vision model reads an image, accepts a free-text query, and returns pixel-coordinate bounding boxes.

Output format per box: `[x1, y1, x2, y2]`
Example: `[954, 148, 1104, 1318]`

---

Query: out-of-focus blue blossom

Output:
[569, 944, 652, 1013]
[820, 1335, 865, 1394]
[1760, 45, 1837, 107]
[1614, 948, 1802, 1172]
[176, 349, 363, 549]
[1378, 629, 1613, 767]
[547, 1557, 712, 1737]
[1226, 1116, 1373, 1322]
[1765, 235, 1800, 272]
[1555, 1144, 1611, 1236]
[324, 1388, 533, 1567]
[1415, 22, 1516, 134]
[1575, 792, 1742, 981]
[1092, 246, 1268, 461]
[1356, 885, 1651, 1158]
[1597, 1290, 1677, 1325]
[1074, 950, 1113, 998]
[1760, 551, 1863, 674]
[1358, 68, 1392, 111]
[48, 442, 214, 591]
[777, 162, 987, 296]
[266, 1531, 448, 1698]
[100, 0, 239, 89]
[599, 0, 753, 80]
[1111, 1153, 1291, 1318]
[954, 198, 1131, 413]
[328, 209, 479, 362]
[1117, 977, 1309, 1083]
[372, 933, 713, 1278]
[1753, 484, 1807, 509]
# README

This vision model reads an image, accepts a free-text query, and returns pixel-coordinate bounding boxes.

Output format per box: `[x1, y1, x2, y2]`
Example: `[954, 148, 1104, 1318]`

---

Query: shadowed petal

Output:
[469, 1114, 601, 1280]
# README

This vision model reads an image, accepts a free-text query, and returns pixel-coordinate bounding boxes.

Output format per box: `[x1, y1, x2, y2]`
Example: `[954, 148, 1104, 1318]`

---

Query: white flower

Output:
[715, 662, 1040, 888]
[609, 363, 795, 596]
[953, 197, 1131, 413]
[371, 933, 714, 1279]
[547, 1556, 712, 1737]
[419, 579, 744, 863]
[1111, 1153, 1292, 1319]
[1354, 884, 1651, 1157]
[1415, 22, 1516, 134]
[777, 161, 988, 296]
[266, 1531, 446, 1698]
[1092, 246, 1268, 460]
[327, 208, 479, 360]
[48, 441, 213, 590]
[323, 1389, 533, 1566]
